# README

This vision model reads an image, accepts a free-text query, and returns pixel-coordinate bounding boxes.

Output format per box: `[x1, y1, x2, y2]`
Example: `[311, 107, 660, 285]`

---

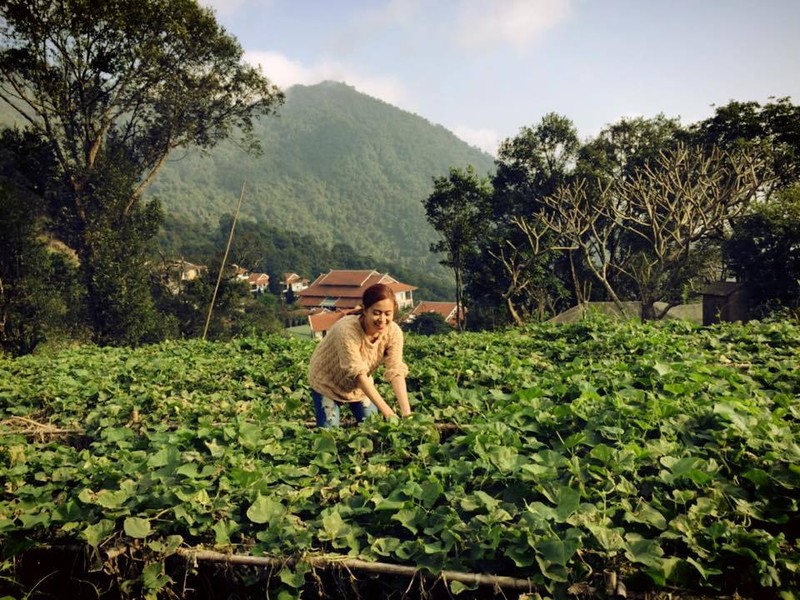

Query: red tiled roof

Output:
[386, 282, 416, 293]
[315, 270, 394, 287]
[284, 272, 307, 284]
[412, 301, 456, 317]
[298, 270, 417, 309]
[409, 301, 462, 325]
[308, 310, 347, 333]
[300, 285, 370, 298]
[247, 273, 269, 284]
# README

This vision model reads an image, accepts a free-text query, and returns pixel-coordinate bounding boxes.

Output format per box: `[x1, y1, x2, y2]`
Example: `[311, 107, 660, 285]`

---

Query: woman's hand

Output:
[392, 377, 411, 417]
[356, 374, 396, 418]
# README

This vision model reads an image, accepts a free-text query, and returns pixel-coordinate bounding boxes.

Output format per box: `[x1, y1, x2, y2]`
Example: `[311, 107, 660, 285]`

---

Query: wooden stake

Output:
[203, 182, 246, 341]
[177, 548, 537, 592]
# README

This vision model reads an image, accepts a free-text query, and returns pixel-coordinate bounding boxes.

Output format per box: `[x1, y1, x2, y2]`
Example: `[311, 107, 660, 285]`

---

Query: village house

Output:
[297, 269, 417, 338]
[162, 260, 207, 294]
[246, 272, 270, 294]
[306, 309, 347, 340]
[405, 301, 464, 327]
[282, 272, 310, 295]
[232, 265, 270, 294]
[177, 261, 206, 282]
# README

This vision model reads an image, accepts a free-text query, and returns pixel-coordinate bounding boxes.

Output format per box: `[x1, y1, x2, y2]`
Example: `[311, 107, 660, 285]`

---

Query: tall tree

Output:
[470, 114, 579, 325]
[571, 115, 686, 302]
[535, 142, 775, 319]
[423, 165, 491, 330]
[0, 0, 283, 343]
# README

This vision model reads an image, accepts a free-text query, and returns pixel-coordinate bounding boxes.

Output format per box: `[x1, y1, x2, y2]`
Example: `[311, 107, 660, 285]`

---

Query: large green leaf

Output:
[247, 495, 285, 524]
[124, 516, 152, 539]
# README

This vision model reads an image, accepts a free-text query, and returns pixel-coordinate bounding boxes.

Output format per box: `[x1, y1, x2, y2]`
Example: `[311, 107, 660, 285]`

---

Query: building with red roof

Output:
[297, 270, 416, 312]
[282, 272, 309, 294]
[406, 301, 463, 327]
[246, 272, 270, 293]
[299, 270, 417, 338]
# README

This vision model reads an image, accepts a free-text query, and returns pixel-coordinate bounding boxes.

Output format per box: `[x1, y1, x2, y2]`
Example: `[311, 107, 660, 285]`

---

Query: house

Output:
[246, 272, 270, 294]
[307, 308, 347, 340]
[177, 261, 206, 282]
[701, 282, 749, 325]
[283, 272, 310, 294]
[231, 265, 270, 294]
[297, 270, 416, 312]
[406, 301, 463, 327]
[162, 260, 207, 294]
[231, 265, 249, 278]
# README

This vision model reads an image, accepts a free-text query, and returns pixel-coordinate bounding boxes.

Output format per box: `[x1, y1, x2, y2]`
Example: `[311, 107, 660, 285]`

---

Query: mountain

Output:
[147, 81, 496, 274]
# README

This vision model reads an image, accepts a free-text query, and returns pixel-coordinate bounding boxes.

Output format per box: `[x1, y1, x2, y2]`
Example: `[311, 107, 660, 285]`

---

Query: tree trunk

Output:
[640, 299, 657, 321]
[506, 297, 524, 327]
[453, 266, 464, 331]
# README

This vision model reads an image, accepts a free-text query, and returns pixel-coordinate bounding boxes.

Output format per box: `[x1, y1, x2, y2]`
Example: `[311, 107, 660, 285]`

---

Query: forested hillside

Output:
[148, 81, 495, 273]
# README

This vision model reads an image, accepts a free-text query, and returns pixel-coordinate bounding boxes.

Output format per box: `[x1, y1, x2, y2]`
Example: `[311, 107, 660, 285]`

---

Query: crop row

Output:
[1, 317, 799, 598]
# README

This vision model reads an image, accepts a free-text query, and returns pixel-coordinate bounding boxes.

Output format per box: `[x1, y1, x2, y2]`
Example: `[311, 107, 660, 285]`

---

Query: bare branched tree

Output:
[523, 142, 776, 319]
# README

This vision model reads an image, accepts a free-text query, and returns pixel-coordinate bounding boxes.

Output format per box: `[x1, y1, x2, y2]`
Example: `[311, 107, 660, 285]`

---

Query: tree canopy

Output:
[0, 0, 283, 344]
[430, 99, 800, 327]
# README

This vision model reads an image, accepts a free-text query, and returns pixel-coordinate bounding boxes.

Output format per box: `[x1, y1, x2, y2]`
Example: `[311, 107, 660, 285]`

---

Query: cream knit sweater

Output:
[308, 315, 408, 403]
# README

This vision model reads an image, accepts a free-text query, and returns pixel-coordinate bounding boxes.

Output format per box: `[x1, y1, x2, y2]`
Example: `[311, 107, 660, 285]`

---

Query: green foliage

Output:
[1, 319, 799, 598]
[424, 165, 493, 329]
[690, 97, 800, 186]
[157, 214, 455, 303]
[0, 0, 283, 346]
[403, 312, 453, 335]
[0, 185, 59, 355]
[0, 129, 85, 355]
[148, 82, 494, 276]
[466, 114, 581, 326]
[493, 113, 581, 211]
[726, 185, 800, 316]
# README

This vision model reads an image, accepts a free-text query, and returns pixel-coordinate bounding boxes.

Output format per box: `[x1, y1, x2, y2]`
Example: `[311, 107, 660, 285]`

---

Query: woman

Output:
[308, 283, 411, 427]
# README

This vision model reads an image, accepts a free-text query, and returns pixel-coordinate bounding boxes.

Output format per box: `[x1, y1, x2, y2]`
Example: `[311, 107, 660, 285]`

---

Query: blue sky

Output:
[200, 0, 800, 155]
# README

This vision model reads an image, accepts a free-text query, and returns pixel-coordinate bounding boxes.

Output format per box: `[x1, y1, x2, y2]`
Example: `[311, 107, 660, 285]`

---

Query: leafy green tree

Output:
[0, 183, 51, 354]
[690, 97, 800, 188]
[423, 165, 492, 330]
[469, 114, 579, 326]
[0, 128, 84, 354]
[726, 185, 800, 317]
[491, 113, 580, 219]
[0, 0, 283, 344]
[577, 115, 684, 182]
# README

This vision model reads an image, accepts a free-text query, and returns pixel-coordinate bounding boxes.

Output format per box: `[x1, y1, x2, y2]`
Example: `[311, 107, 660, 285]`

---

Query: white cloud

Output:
[244, 51, 408, 108]
[455, 0, 573, 51]
[361, 0, 423, 29]
[451, 124, 500, 156]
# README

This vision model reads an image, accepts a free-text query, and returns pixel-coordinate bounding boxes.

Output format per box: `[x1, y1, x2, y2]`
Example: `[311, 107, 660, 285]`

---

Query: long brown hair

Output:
[348, 283, 398, 315]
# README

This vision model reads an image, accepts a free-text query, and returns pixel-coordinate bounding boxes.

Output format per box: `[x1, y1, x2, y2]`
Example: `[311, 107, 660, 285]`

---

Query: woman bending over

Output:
[308, 283, 411, 427]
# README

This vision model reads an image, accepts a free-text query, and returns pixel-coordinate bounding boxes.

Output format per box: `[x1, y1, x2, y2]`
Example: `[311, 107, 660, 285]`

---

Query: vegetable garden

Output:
[1, 317, 798, 599]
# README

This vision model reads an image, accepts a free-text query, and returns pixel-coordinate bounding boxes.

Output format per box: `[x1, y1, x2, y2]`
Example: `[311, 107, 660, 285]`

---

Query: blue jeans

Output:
[312, 389, 377, 427]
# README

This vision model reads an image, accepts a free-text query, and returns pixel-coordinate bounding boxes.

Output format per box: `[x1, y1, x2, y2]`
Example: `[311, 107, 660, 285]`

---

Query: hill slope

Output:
[147, 81, 495, 272]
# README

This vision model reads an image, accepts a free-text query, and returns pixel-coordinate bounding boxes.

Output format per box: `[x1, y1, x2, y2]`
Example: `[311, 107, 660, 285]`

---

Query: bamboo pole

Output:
[203, 182, 246, 341]
[176, 548, 537, 592]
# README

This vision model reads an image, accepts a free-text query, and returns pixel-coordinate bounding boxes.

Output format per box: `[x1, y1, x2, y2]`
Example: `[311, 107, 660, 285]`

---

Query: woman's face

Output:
[362, 298, 395, 338]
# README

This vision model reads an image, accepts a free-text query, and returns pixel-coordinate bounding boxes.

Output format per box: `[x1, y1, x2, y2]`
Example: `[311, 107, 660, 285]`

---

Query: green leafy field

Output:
[1, 318, 799, 599]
